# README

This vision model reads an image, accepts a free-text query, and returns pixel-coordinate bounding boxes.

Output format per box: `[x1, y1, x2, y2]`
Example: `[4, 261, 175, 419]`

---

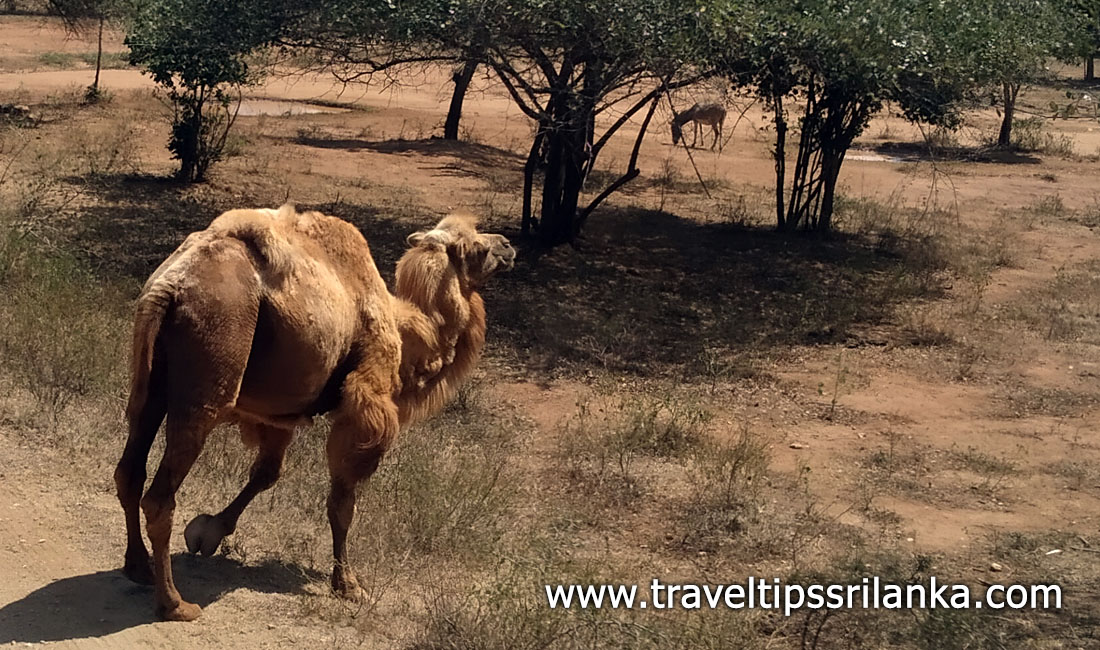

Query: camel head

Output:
[404, 214, 515, 289]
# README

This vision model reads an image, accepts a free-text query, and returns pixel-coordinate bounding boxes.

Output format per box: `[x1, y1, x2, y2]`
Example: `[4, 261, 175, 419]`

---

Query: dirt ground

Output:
[0, 14, 1098, 649]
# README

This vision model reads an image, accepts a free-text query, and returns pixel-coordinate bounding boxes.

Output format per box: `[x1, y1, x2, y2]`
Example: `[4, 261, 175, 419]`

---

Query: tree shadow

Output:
[0, 555, 321, 644]
[484, 206, 947, 378]
[62, 173, 947, 382]
[291, 134, 523, 166]
[868, 141, 1042, 164]
[62, 173, 234, 279]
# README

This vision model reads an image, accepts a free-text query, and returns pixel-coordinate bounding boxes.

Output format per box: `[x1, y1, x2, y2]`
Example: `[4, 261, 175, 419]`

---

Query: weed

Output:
[37, 51, 75, 68]
[817, 352, 849, 420]
[947, 445, 1019, 494]
[1011, 118, 1075, 157]
[899, 306, 954, 347]
[1070, 196, 1100, 228]
[72, 120, 142, 177]
[677, 426, 770, 551]
[953, 341, 983, 381]
[615, 393, 711, 458]
[1046, 459, 1100, 492]
[1012, 262, 1100, 344]
[0, 240, 127, 422]
[1027, 194, 1066, 221]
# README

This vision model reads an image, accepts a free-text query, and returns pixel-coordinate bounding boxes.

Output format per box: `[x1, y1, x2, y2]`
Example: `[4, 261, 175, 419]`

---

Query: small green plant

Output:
[127, 0, 281, 181]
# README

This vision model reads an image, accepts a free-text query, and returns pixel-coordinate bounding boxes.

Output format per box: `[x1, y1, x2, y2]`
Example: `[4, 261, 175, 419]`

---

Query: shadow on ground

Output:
[67, 174, 947, 380]
[868, 141, 1042, 164]
[484, 206, 946, 377]
[291, 134, 522, 165]
[0, 555, 320, 643]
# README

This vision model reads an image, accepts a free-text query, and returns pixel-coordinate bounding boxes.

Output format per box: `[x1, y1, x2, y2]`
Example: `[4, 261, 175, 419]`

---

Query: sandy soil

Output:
[1, 15, 1098, 649]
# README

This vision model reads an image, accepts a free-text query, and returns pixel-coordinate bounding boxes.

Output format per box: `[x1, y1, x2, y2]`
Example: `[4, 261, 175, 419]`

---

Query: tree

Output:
[1060, 0, 1100, 80]
[291, 0, 712, 246]
[482, 0, 711, 245]
[127, 0, 288, 181]
[953, 0, 1076, 147]
[284, 0, 491, 141]
[716, 0, 967, 234]
[47, 0, 137, 102]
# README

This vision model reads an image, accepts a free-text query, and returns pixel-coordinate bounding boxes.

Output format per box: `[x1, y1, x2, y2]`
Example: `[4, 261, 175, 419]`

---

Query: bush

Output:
[126, 0, 284, 181]
[0, 232, 127, 421]
[1010, 117, 1075, 156]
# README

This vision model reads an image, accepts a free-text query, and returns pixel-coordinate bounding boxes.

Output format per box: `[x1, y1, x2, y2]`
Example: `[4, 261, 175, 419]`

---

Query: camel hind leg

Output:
[136, 238, 262, 621]
[184, 423, 294, 556]
[142, 409, 218, 621]
[115, 367, 167, 585]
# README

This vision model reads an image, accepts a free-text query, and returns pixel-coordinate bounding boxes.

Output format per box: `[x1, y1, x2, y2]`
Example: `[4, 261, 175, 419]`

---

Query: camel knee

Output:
[249, 453, 285, 491]
[141, 492, 175, 536]
[114, 460, 144, 505]
[326, 479, 357, 527]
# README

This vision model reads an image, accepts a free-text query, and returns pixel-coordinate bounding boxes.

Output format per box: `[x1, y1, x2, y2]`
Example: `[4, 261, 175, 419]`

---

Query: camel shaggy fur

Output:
[113, 205, 514, 621]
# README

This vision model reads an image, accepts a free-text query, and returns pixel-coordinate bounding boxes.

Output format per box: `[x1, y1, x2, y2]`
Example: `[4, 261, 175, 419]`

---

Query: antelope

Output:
[671, 102, 727, 151]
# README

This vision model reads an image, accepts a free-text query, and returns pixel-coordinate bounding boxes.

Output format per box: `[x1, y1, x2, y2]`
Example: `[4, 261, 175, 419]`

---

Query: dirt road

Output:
[0, 429, 362, 649]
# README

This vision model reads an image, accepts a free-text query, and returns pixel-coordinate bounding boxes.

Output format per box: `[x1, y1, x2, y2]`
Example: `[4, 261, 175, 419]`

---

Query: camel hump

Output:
[209, 204, 298, 279]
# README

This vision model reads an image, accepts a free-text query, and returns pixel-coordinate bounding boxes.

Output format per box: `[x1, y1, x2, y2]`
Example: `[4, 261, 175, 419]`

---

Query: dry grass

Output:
[554, 391, 713, 511]
[1009, 118, 1076, 158]
[1011, 261, 1100, 345]
[1, 81, 1098, 650]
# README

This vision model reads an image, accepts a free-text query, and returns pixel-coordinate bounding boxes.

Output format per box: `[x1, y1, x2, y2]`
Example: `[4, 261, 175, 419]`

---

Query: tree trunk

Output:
[521, 129, 544, 235]
[1086, 56, 1095, 82]
[772, 96, 788, 231]
[816, 150, 845, 235]
[537, 97, 589, 246]
[997, 82, 1018, 148]
[176, 95, 204, 182]
[538, 131, 587, 246]
[92, 16, 103, 95]
[443, 59, 478, 140]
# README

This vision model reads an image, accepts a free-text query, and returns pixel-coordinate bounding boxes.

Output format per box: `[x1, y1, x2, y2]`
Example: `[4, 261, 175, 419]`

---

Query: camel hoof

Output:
[331, 570, 365, 602]
[157, 600, 202, 622]
[122, 555, 155, 585]
[183, 514, 228, 556]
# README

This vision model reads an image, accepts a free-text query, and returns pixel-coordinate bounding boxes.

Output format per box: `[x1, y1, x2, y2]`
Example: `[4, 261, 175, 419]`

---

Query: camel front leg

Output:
[184, 424, 293, 556]
[325, 383, 397, 600]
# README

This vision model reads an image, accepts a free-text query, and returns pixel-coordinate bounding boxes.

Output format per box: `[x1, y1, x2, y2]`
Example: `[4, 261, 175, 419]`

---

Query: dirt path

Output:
[0, 429, 361, 649]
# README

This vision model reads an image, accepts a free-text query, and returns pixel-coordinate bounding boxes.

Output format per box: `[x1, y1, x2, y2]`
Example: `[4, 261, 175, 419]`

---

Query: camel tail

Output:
[126, 279, 173, 423]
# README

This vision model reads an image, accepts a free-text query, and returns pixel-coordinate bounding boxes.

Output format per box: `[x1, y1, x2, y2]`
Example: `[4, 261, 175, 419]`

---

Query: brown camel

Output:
[113, 205, 514, 621]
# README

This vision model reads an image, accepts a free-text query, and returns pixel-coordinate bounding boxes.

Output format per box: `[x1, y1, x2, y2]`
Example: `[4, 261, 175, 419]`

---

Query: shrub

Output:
[126, 0, 285, 181]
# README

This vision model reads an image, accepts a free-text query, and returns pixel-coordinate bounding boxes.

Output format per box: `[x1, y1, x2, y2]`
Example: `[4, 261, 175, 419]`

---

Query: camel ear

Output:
[407, 228, 453, 250]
